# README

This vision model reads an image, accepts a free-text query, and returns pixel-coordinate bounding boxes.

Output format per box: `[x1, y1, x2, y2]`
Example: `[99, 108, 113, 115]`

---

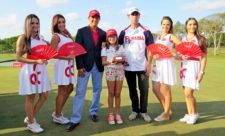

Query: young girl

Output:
[179, 18, 207, 124]
[149, 16, 181, 122]
[16, 14, 51, 133]
[101, 29, 125, 125]
[50, 14, 75, 124]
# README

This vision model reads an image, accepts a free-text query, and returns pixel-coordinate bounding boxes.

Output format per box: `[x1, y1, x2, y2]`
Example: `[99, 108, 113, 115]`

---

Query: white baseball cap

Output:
[127, 7, 140, 15]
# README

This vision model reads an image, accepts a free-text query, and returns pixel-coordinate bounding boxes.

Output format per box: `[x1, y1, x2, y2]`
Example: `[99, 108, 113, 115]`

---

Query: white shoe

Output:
[24, 117, 40, 127]
[154, 113, 170, 122]
[140, 113, 151, 122]
[128, 112, 138, 120]
[52, 112, 70, 124]
[27, 122, 44, 133]
[179, 114, 190, 123]
[186, 113, 199, 125]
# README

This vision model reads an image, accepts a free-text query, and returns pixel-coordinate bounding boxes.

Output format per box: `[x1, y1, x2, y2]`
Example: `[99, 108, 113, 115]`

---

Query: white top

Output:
[54, 33, 75, 85]
[31, 35, 46, 47]
[55, 33, 73, 48]
[156, 34, 174, 50]
[101, 45, 125, 68]
[122, 25, 148, 71]
[19, 35, 52, 95]
[182, 35, 199, 45]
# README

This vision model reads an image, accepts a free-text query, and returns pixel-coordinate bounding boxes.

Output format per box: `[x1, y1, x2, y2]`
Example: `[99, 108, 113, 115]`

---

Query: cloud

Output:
[179, 0, 225, 12]
[122, 0, 134, 15]
[64, 12, 80, 22]
[0, 14, 17, 28]
[0, 14, 22, 38]
[99, 22, 120, 31]
[126, 0, 133, 7]
[36, 0, 69, 8]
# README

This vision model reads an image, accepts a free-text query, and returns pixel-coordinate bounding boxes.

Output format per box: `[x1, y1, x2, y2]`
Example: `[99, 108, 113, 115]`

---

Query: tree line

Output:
[0, 13, 224, 55]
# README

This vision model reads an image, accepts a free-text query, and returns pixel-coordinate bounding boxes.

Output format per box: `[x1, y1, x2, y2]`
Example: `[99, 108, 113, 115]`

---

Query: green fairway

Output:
[0, 50, 225, 136]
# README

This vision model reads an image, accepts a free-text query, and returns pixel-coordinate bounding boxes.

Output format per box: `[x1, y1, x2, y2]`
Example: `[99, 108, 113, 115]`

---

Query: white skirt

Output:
[54, 59, 75, 85]
[180, 60, 200, 90]
[152, 58, 177, 85]
[19, 64, 52, 95]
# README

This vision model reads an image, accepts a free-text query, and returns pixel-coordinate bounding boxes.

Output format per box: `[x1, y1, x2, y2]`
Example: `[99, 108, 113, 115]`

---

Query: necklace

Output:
[186, 34, 195, 41]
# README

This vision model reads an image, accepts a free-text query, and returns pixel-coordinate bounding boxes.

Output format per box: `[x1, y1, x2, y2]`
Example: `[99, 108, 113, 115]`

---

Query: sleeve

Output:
[144, 30, 154, 46]
[103, 31, 106, 42]
[101, 47, 106, 57]
[118, 31, 125, 45]
[75, 29, 84, 70]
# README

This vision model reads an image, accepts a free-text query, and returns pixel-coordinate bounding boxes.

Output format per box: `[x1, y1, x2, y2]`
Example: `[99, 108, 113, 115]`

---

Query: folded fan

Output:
[146, 43, 173, 58]
[57, 42, 87, 57]
[27, 45, 58, 60]
[175, 42, 204, 57]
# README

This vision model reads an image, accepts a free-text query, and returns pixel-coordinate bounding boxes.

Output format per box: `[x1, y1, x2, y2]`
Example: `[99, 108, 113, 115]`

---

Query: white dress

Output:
[54, 33, 75, 85]
[180, 36, 200, 90]
[152, 34, 177, 85]
[19, 36, 52, 95]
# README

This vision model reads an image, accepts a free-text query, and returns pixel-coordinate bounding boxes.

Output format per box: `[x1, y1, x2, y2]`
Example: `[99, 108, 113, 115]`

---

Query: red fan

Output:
[175, 42, 204, 57]
[147, 43, 173, 58]
[27, 45, 58, 60]
[57, 42, 87, 57]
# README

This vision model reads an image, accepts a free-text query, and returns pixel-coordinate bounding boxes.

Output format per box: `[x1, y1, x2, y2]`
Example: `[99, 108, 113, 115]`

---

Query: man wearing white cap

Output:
[119, 7, 154, 122]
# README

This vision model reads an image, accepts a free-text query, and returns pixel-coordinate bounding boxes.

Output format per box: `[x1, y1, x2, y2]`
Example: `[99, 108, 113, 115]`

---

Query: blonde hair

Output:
[22, 14, 40, 54]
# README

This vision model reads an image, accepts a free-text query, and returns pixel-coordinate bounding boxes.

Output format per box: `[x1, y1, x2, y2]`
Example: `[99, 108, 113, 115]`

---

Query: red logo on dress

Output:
[180, 62, 186, 79]
[65, 60, 74, 77]
[29, 64, 41, 85]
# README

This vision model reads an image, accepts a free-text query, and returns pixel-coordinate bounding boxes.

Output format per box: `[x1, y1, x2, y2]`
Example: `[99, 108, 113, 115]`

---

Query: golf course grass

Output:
[0, 49, 224, 136]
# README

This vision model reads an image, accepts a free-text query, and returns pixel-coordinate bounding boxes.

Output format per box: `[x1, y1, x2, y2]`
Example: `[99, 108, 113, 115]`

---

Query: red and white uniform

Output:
[19, 36, 51, 95]
[123, 25, 148, 71]
[54, 33, 75, 85]
[152, 34, 177, 85]
[180, 36, 200, 90]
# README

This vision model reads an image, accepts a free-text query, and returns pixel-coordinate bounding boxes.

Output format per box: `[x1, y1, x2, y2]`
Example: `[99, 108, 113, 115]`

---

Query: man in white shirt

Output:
[118, 7, 154, 122]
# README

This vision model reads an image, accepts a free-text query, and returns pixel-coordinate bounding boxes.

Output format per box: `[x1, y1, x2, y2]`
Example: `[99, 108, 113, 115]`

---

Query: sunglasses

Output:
[131, 12, 140, 16]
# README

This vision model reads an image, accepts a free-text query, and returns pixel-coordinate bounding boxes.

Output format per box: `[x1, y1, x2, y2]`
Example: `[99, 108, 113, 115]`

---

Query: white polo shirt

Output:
[101, 45, 125, 68]
[123, 26, 147, 71]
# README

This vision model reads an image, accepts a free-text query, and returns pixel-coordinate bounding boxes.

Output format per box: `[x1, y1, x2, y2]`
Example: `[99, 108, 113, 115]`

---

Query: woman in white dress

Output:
[50, 14, 75, 124]
[16, 14, 51, 133]
[149, 16, 181, 121]
[179, 18, 207, 124]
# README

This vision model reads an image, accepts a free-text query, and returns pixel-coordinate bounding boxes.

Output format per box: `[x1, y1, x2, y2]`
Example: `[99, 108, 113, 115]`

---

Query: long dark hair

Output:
[23, 14, 39, 54]
[52, 14, 72, 39]
[185, 17, 207, 54]
[161, 16, 173, 34]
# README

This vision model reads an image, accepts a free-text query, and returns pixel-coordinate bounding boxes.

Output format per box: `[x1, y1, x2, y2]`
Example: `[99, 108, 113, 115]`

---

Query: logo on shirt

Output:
[124, 36, 145, 43]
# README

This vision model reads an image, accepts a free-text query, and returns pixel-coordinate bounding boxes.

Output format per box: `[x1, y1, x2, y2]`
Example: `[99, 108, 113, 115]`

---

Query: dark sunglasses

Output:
[131, 12, 140, 16]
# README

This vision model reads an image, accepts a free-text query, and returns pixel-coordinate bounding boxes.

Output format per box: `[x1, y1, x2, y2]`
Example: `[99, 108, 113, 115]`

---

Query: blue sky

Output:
[0, 0, 225, 40]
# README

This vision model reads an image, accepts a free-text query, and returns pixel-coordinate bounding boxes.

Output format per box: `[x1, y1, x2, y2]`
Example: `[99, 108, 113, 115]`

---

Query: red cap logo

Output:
[107, 29, 117, 37]
[89, 10, 100, 18]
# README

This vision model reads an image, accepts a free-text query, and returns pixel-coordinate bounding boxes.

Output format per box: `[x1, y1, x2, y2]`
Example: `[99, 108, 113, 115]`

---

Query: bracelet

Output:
[199, 71, 205, 75]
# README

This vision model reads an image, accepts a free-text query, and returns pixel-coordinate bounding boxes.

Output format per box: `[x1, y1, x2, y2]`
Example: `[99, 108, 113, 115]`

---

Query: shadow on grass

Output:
[0, 91, 225, 136]
[143, 127, 225, 136]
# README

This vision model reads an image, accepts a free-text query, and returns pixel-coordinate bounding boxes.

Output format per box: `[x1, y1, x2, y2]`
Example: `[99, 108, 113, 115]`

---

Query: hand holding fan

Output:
[27, 45, 58, 60]
[175, 42, 204, 57]
[57, 42, 87, 57]
[147, 43, 173, 58]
